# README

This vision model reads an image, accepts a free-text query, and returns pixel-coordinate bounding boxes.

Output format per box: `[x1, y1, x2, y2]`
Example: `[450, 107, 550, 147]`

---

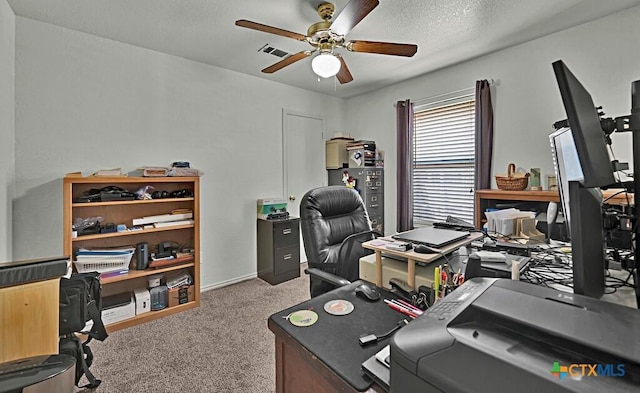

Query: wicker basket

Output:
[495, 163, 529, 191]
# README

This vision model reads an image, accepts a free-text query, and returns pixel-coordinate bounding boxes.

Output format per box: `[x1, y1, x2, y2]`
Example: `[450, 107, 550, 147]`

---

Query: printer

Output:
[390, 278, 639, 393]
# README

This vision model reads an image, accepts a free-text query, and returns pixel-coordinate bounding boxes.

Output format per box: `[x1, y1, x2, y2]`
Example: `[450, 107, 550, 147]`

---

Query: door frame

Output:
[281, 109, 326, 198]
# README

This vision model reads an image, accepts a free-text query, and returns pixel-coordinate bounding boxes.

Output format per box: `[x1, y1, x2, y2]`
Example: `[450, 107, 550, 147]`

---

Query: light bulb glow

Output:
[311, 53, 341, 78]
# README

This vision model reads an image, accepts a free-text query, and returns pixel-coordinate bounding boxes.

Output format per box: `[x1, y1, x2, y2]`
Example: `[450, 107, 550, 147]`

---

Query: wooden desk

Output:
[362, 232, 483, 289]
[474, 189, 634, 228]
[268, 282, 400, 393]
[269, 319, 385, 393]
[0, 257, 68, 363]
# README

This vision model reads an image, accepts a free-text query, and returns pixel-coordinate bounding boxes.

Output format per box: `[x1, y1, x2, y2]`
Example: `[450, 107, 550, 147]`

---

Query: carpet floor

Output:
[76, 264, 310, 392]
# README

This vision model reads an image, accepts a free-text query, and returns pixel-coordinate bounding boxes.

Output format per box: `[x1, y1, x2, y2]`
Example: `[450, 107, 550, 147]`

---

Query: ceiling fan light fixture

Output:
[311, 53, 341, 78]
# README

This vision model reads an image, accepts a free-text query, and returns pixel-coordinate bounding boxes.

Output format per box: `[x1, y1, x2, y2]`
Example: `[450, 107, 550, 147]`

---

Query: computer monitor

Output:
[567, 182, 606, 298]
[550, 128, 606, 298]
[552, 60, 610, 298]
[549, 127, 583, 237]
[552, 60, 616, 189]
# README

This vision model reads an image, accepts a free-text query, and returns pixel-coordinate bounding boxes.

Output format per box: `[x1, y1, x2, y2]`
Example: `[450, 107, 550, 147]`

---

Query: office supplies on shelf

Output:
[150, 285, 168, 311]
[152, 219, 195, 228]
[132, 211, 193, 226]
[148, 254, 194, 268]
[91, 168, 125, 177]
[128, 167, 169, 177]
[165, 271, 193, 289]
[74, 248, 134, 274]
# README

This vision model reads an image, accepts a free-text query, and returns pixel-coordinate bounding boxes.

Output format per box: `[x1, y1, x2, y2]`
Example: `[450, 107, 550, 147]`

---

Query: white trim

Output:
[200, 272, 258, 292]
[281, 109, 326, 197]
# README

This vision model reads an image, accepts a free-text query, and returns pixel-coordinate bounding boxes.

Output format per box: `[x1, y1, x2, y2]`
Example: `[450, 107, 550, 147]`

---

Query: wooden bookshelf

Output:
[63, 176, 200, 333]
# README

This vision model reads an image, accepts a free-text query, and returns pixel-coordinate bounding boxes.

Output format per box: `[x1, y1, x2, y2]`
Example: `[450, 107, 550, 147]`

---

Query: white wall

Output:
[13, 17, 345, 288]
[0, 0, 14, 262]
[345, 6, 640, 235]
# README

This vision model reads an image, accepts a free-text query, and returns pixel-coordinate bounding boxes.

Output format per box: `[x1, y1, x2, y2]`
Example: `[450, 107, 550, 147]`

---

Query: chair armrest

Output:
[304, 268, 351, 288]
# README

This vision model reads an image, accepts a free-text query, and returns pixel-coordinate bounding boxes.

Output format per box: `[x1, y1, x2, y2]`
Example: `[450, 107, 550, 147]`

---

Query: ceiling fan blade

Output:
[336, 56, 354, 84]
[330, 0, 379, 36]
[262, 51, 311, 74]
[235, 19, 307, 41]
[347, 40, 418, 57]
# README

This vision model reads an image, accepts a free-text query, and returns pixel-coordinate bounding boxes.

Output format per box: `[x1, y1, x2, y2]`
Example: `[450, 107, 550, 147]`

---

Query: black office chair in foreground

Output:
[300, 186, 382, 297]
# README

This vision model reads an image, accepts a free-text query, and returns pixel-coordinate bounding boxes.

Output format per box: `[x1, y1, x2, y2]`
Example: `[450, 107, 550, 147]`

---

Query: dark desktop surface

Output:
[268, 281, 406, 392]
[0, 256, 69, 288]
[390, 278, 640, 393]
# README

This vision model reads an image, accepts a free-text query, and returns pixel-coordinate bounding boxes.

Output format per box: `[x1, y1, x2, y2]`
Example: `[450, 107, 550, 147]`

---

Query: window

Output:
[413, 91, 476, 225]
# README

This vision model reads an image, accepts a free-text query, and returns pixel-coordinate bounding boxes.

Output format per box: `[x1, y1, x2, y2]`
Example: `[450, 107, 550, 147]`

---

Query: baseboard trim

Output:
[200, 272, 258, 293]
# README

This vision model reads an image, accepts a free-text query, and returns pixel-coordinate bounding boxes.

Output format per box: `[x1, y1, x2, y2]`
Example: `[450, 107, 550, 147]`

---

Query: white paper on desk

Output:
[485, 209, 534, 236]
[485, 208, 517, 234]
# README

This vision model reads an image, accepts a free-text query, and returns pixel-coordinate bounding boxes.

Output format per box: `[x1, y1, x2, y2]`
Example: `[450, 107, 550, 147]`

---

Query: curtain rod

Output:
[393, 79, 494, 107]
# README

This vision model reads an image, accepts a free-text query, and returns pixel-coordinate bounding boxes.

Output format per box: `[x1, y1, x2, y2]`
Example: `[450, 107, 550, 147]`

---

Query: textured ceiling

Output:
[8, 0, 640, 98]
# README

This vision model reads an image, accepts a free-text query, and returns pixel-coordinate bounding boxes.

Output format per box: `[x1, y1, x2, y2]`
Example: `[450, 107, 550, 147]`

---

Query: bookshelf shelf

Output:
[71, 224, 195, 241]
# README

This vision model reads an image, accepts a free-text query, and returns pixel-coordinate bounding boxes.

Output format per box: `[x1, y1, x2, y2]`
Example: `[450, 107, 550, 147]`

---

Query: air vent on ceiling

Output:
[258, 44, 290, 58]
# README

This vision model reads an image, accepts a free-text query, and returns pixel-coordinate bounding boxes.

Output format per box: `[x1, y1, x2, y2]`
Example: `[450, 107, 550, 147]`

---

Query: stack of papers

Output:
[128, 167, 169, 177]
[484, 209, 535, 237]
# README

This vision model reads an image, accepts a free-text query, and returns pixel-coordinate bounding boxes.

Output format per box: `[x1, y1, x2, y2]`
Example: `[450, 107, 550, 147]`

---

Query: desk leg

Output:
[375, 251, 383, 287]
[406, 258, 416, 288]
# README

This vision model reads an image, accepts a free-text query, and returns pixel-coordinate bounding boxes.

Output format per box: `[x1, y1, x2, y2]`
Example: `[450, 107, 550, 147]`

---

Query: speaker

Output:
[135, 242, 149, 270]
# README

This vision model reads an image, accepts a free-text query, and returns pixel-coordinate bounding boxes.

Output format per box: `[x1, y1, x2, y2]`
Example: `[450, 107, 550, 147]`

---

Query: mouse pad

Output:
[269, 281, 405, 391]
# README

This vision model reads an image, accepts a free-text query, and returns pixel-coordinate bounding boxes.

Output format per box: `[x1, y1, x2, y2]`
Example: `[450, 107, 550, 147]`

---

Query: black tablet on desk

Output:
[392, 226, 470, 248]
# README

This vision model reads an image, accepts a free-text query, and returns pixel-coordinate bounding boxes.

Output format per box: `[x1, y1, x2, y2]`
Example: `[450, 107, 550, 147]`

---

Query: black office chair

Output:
[300, 186, 382, 297]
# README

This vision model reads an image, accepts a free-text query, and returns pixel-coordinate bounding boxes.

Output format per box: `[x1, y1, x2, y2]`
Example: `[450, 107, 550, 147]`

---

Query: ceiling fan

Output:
[235, 0, 418, 84]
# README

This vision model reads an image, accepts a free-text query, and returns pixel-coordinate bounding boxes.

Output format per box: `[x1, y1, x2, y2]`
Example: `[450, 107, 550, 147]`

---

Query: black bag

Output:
[59, 272, 108, 341]
[59, 272, 109, 388]
[59, 334, 101, 388]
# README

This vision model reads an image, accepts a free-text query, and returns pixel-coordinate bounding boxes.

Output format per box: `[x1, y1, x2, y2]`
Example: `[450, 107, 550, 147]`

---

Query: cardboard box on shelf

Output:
[326, 138, 353, 169]
[168, 285, 195, 308]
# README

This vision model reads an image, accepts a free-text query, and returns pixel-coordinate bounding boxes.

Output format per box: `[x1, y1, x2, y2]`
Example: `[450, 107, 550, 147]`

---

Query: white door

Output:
[283, 110, 326, 263]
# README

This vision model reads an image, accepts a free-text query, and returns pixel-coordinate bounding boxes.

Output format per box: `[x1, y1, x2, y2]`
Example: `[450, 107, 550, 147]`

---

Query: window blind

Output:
[413, 94, 476, 225]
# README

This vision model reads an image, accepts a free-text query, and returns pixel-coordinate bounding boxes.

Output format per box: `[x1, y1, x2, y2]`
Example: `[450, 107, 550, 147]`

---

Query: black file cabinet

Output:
[328, 168, 384, 232]
[257, 217, 301, 285]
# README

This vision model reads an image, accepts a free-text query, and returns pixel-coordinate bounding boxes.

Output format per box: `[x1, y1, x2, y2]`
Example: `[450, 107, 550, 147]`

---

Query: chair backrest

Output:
[300, 186, 375, 296]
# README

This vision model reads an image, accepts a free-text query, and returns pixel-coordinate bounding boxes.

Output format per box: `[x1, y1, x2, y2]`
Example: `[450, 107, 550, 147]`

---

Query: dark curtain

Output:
[396, 99, 414, 232]
[475, 80, 494, 190]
